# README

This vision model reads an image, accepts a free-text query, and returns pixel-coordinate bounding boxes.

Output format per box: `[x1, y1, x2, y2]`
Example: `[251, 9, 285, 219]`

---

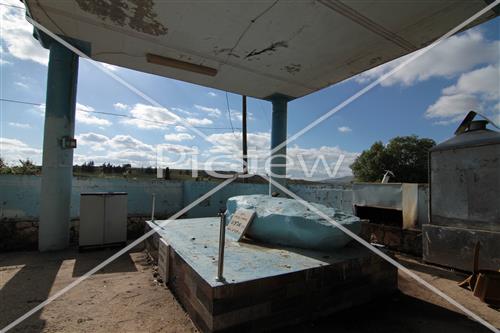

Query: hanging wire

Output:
[0, 97, 241, 130]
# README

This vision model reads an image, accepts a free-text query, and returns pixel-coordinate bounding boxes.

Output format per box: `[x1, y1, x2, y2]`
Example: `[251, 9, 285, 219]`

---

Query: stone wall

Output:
[0, 216, 158, 251]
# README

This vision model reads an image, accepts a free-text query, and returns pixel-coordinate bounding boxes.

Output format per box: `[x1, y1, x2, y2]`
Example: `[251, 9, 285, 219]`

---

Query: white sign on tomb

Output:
[226, 208, 255, 241]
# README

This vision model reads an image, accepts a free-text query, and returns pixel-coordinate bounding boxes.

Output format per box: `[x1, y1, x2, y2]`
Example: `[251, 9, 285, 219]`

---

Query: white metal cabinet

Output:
[79, 192, 127, 247]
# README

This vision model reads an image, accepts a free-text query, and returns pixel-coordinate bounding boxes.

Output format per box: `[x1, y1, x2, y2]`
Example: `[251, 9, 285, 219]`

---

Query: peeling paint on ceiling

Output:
[75, 0, 167, 36]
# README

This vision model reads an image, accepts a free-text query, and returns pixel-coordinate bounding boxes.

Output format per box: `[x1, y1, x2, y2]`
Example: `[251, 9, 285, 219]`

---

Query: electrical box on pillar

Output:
[61, 136, 77, 149]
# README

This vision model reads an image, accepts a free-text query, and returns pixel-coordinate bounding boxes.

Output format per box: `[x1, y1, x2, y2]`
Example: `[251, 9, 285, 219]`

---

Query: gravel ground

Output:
[0, 248, 498, 332]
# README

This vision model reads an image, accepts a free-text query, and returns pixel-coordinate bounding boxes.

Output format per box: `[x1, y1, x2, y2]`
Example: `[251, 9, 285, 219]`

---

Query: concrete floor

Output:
[0, 248, 498, 333]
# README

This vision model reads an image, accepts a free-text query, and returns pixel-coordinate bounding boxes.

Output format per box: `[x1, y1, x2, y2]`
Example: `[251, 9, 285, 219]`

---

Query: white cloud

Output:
[35, 103, 112, 126]
[171, 107, 195, 117]
[425, 65, 499, 124]
[121, 103, 180, 129]
[76, 103, 112, 126]
[175, 126, 187, 132]
[77, 133, 154, 152]
[208, 92, 217, 97]
[355, 29, 499, 87]
[442, 65, 499, 101]
[186, 117, 213, 126]
[164, 133, 195, 142]
[351, 27, 499, 126]
[0, 3, 49, 65]
[204, 132, 357, 179]
[230, 110, 254, 122]
[337, 126, 352, 133]
[287, 145, 358, 180]
[8, 122, 31, 129]
[0, 45, 12, 65]
[425, 94, 481, 124]
[108, 135, 154, 152]
[194, 104, 221, 118]
[206, 132, 269, 156]
[73, 128, 361, 179]
[76, 132, 110, 150]
[14, 81, 29, 89]
[0, 137, 41, 164]
[157, 143, 198, 154]
[75, 133, 157, 166]
[113, 102, 129, 111]
[203, 132, 269, 172]
[33, 104, 45, 116]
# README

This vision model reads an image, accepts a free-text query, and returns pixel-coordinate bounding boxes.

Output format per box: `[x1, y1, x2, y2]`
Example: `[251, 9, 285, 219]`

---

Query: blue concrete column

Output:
[269, 95, 288, 196]
[39, 41, 79, 251]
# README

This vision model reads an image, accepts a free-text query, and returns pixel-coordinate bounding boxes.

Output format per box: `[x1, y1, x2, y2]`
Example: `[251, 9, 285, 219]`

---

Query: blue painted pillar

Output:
[269, 95, 288, 196]
[39, 41, 79, 251]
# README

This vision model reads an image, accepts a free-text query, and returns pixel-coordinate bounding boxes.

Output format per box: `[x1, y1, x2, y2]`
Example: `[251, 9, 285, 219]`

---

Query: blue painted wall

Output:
[0, 175, 183, 220]
[0, 175, 352, 221]
[0, 175, 41, 219]
[182, 181, 268, 217]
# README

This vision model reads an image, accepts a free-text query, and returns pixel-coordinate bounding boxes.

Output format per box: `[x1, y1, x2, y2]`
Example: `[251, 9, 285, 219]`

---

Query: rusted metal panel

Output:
[352, 183, 427, 229]
[430, 142, 500, 231]
[353, 183, 403, 210]
[424, 117, 500, 271]
[423, 224, 500, 272]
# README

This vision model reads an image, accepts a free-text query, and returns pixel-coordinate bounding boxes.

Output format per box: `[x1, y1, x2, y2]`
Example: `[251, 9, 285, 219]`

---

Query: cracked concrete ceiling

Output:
[25, 0, 498, 100]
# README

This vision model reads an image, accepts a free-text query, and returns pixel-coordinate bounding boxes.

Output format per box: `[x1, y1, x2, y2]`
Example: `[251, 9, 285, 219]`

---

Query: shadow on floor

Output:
[397, 255, 468, 283]
[0, 247, 139, 333]
[72, 248, 138, 277]
[274, 292, 491, 333]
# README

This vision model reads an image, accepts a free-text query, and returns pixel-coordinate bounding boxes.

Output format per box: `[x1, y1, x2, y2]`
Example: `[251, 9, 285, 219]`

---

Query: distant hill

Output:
[320, 175, 354, 186]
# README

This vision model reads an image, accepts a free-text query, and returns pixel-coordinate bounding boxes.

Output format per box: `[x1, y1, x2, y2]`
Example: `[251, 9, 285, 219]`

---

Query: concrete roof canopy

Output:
[24, 0, 498, 100]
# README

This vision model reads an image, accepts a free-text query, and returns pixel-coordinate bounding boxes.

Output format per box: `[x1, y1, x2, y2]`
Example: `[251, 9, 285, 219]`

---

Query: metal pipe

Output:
[216, 211, 226, 282]
[242, 95, 248, 176]
[151, 193, 156, 222]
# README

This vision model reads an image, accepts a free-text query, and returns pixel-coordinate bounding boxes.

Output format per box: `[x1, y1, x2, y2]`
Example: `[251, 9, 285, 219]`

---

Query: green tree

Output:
[0, 157, 10, 174]
[16, 159, 39, 175]
[350, 135, 435, 183]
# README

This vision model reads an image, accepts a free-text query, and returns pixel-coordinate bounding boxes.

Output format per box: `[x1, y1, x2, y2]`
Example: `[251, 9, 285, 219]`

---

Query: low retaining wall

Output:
[0, 175, 184, 221]
[0, 216, 158, 251]
[1, 174, 425, 256]
[0, 175, 353, 251]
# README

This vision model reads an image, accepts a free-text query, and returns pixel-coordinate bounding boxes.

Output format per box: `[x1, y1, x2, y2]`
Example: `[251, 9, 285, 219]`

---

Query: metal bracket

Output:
[61, 136, 77, 149]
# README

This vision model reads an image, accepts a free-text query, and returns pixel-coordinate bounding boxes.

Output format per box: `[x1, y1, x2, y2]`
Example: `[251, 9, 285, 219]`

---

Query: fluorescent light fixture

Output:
[146, 53, 217, 76]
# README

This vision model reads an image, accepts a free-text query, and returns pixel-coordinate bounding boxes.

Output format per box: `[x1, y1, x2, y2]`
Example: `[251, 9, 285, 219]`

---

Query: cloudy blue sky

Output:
[0, 1, 499, 180]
